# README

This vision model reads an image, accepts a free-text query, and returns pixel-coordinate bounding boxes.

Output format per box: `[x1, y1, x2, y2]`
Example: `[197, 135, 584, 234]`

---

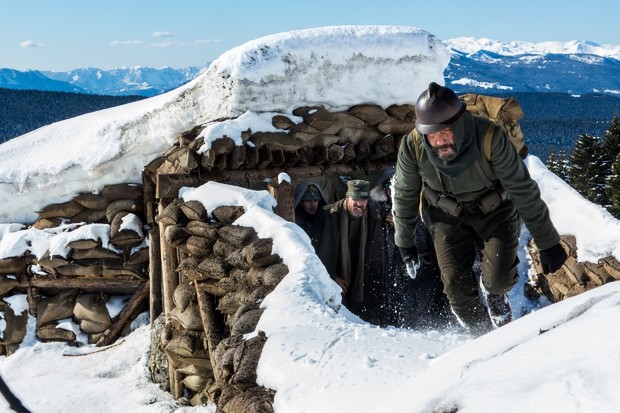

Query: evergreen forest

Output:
[0, 88, 144, 143]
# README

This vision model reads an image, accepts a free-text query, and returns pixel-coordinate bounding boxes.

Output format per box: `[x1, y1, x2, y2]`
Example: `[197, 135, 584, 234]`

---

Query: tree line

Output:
[546, 115, 620, 219]
[0, 88, 144, 143]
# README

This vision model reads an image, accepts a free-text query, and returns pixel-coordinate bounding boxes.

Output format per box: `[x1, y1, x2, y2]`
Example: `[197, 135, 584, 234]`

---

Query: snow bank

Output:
[0, 25, 447, 225]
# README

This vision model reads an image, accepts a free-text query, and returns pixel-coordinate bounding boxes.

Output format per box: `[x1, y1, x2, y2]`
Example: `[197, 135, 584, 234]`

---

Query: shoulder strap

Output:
[482, 123, 501, 161]
[411, 130, 422, 161]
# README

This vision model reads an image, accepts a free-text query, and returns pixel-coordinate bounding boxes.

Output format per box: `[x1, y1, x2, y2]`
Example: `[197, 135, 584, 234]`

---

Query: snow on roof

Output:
[0, 25, 447, 224]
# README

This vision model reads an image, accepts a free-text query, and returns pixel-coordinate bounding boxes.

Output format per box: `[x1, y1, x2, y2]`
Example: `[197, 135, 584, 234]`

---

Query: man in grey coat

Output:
[393, 82, 567, 334]
[314, 179, 385, 325]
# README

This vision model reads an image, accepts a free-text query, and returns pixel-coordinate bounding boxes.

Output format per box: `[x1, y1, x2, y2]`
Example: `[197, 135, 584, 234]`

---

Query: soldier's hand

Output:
[399, 246, 421, 279]
[334, 277, 348, 297]
[539, 243, 568, 274]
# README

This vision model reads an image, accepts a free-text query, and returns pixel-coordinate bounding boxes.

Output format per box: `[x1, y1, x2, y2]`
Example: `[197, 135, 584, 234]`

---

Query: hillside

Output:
[0, 88, 145, 143]
[2, 87, 619, 160]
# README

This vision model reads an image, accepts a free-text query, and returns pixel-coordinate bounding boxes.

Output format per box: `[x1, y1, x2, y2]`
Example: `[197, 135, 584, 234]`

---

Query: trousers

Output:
[432, 210, 520, 330]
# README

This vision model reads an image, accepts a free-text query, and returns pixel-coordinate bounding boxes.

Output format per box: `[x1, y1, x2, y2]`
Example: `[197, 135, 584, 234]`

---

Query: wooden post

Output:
[268, 180, 294, 222]
[195, 283, 225, 369]
[148, 228, 163, 325]
[157, 201, 182, 398]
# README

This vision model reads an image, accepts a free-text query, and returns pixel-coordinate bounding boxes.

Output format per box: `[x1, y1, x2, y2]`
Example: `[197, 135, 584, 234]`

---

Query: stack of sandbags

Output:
[153, 199, 287, 410]
[156, 103, 415, 176]
[35, 290, 113, 344]
[527, 235, 620, 302]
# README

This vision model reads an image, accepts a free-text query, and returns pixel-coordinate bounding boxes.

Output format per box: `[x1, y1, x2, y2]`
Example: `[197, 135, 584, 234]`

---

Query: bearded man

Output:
[314, 179, 386, 324]
[393, 82, 567, 334]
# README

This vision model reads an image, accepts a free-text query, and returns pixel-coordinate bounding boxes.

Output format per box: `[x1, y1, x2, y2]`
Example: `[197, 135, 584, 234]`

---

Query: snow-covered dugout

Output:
[0, 25, 447, 225]
[1, 25, 620, 413]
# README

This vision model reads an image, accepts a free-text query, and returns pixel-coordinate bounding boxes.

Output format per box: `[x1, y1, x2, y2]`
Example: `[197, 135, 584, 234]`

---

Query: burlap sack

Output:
[73, 294, 111, 333]
[37, 290, 79, 326]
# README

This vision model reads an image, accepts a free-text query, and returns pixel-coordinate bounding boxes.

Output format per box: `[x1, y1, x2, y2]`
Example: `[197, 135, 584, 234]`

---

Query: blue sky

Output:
[1, 0, 618, 71]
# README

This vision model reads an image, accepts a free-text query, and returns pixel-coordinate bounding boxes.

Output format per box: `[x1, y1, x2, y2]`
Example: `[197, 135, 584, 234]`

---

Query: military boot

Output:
[484, 291, 513, 328]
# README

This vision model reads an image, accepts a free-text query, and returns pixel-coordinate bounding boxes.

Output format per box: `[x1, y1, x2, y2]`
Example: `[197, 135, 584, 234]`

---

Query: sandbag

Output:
[37, 290, 79, 326]
[73, 294, 111, 333]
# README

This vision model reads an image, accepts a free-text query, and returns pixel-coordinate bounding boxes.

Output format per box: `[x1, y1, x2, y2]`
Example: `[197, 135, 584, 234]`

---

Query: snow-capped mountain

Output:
[0, 66, 205, 97]
[0, 68, 86, 93]
[444, 38, 620, 95]
[3, 38, 620, 97]
[41, 66, 205, 97]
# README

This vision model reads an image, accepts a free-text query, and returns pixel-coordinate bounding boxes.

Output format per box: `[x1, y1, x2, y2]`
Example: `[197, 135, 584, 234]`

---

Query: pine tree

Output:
[603, 116, 620, 212]
[567, 133, 609, 206]
[546, 148, 559, 174]
[557, 147, 570, 182]
[609, 154, 620, 218]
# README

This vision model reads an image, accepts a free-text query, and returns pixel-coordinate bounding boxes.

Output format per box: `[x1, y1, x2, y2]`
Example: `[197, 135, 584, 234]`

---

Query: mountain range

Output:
[1, 38, 620, 97]
[0, 66, 204, 96]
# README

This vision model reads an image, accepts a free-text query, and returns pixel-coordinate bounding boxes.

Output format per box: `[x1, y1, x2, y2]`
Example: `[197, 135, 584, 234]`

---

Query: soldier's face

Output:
[427, 127, 457, 161]
[301, 199, 319, 215]
[346, 196, 368, 217]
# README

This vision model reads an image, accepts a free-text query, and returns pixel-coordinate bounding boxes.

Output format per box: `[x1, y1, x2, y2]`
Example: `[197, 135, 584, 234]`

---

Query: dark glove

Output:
[399, 246, 421, 279]
[539, 243, 567, 274]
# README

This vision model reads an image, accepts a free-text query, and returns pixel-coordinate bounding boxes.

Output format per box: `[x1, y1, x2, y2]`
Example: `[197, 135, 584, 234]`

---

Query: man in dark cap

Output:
[392, 82, 567, 334]
[314, 179, 385, 324]
[293, 182, 327, 239]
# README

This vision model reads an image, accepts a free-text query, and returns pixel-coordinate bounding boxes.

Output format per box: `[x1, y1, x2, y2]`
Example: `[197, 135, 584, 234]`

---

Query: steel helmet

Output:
[415, 82, 466, 134]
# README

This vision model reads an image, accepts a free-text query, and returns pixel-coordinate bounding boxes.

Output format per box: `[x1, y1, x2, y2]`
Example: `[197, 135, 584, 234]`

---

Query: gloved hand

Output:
[399, 246, 421, 279]
[539, 243, 568, 274]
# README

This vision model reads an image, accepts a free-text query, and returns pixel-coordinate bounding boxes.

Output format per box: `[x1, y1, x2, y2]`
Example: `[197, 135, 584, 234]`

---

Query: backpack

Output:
[411, 93, 528, 161]
[459, 93, 528, 160]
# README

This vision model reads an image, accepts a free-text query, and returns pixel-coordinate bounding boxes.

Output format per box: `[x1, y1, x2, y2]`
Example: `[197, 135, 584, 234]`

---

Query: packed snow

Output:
[0, 25, 619, 413]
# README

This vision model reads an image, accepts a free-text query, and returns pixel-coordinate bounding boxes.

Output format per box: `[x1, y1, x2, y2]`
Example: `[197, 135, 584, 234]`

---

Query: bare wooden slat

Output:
[156, 174, 201, 200]
[96, 281, 149, 347]
[149, 228, 163, 324]
[268, 180, 294, 222]
[17, 277, 145, 295]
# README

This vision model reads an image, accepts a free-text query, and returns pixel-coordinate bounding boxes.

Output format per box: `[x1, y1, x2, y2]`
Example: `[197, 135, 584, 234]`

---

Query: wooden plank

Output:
[17, 277, 144, 295]
[156, 174, 201, 200]
[268, 181, 294, 222]
[195, 283, 225, 367]
[96, 281, 149, 347]
[149, 228, 163, 325]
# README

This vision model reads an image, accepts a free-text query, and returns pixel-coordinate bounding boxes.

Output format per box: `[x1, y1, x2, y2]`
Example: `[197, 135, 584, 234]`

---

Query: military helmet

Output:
[301, 184, 322, 201]
[415, 82, 466, 134]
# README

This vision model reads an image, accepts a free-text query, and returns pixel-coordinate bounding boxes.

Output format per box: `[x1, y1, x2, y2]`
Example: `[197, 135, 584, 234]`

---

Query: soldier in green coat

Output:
[393, 82, 567, 334]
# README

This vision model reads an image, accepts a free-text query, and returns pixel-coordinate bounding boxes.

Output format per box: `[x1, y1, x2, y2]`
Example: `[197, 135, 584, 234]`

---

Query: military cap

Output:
[346, 179, 370, 200]
[301, 184, 322, 201]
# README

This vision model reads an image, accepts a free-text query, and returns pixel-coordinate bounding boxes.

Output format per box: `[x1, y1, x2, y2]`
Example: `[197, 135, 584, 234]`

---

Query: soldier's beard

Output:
[431, 143, 457, 162]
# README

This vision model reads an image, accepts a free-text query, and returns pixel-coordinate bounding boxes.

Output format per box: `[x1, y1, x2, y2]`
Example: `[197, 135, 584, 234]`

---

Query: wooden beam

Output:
[17, 277, 145, 295]
[96, 281, 150, 347]
[148, 228, 163, 325]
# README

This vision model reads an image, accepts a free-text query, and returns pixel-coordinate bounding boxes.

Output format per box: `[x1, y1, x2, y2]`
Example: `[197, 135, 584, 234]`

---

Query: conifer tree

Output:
[603, 116, 620, 212]
[557, 147, 570, 182]
[546, 148, 559, 173]
[567, 133, 609, 206]
[609, 154, 620, 219]
[546, 147, 569, 182]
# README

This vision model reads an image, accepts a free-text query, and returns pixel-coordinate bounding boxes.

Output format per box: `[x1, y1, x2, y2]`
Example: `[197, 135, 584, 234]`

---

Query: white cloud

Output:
[195, 38, 222, 45]
[152, 31, 174, 38]
[150, 41, 177, 48]
[19, 40, 45, 48]
[150, 39, 222, 48]
[109, 40, 142, 46]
